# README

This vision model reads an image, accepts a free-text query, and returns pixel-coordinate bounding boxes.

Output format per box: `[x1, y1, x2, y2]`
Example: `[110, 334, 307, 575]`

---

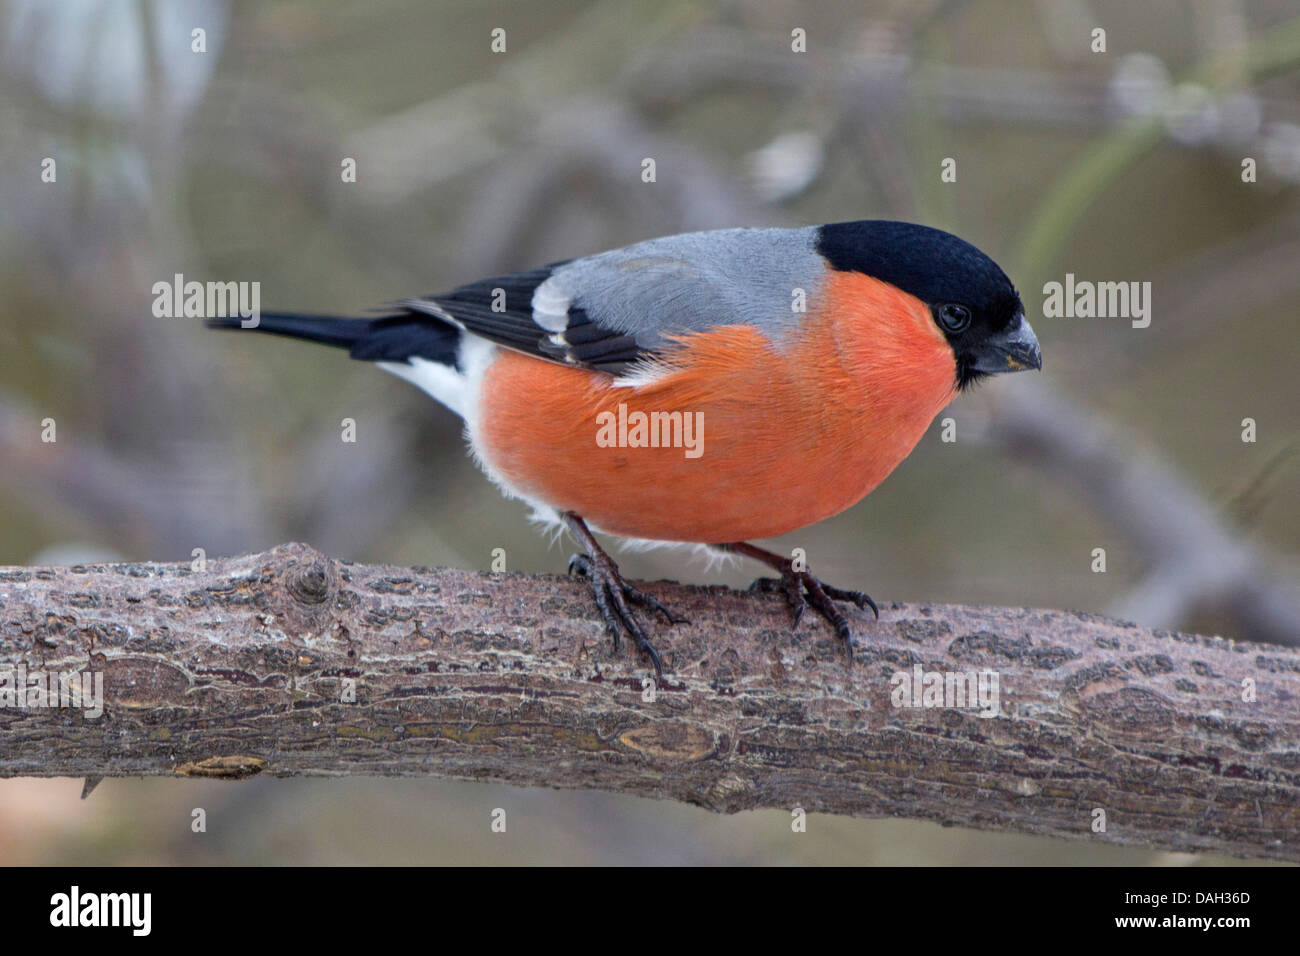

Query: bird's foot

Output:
[728, 542, 878, 661]
[563, 513, 685, 677]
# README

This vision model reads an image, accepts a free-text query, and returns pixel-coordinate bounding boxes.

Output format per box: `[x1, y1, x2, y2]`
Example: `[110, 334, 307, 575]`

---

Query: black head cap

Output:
[815, 220, 1038, 388]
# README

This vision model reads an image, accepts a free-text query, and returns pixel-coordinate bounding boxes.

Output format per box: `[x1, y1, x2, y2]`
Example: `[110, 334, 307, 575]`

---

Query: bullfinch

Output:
[208, 220, 1041, 676]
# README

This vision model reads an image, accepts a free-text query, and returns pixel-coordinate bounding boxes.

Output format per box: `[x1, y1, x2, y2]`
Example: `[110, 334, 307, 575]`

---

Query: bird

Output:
[208, 220, 1041, 677]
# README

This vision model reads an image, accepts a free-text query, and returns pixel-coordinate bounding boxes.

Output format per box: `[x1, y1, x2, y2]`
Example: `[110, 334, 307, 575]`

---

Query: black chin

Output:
[956, 360, 988, 392]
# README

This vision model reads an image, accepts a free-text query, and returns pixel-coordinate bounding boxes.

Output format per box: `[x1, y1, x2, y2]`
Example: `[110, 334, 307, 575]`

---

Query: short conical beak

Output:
[970, 315, 1042, 374]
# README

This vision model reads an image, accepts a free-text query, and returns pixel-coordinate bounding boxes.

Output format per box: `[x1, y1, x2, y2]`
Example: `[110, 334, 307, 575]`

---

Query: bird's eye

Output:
[937, 303, 971, 334]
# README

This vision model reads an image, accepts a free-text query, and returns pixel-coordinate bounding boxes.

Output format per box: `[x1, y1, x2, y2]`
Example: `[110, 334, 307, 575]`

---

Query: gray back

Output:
[537, 226, 826, 349]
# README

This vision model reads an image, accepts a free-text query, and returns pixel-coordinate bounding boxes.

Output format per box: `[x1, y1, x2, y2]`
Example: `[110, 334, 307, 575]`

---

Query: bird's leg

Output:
[561, 511, 685, 678]
[721, 541, 879, 661]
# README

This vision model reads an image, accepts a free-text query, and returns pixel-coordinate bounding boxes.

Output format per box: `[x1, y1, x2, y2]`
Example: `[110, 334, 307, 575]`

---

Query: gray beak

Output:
[969, 315, 1042, 375]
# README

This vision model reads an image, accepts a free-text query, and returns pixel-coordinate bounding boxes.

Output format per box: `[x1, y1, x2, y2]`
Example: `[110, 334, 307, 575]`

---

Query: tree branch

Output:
[1, 543, 1296, 861]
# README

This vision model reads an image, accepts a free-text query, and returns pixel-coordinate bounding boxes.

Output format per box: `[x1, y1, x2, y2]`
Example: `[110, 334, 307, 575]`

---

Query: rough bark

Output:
[1, 543, 1296, 861]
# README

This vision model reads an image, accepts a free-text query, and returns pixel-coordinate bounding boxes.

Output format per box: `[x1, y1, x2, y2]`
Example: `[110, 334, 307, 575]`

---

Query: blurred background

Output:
[2, 0, 1298, 864]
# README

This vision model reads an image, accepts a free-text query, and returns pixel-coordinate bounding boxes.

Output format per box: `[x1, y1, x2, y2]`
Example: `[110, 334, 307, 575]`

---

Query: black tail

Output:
[206, 311, 460, 366]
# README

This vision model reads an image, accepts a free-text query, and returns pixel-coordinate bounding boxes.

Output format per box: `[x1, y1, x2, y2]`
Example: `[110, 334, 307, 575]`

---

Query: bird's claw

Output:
[568, 552, 683, 677]
[749, 564, 878, 661]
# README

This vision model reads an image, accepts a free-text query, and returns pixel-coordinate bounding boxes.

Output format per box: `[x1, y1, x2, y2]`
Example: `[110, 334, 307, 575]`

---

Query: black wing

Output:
[403, 266, 648, 374]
